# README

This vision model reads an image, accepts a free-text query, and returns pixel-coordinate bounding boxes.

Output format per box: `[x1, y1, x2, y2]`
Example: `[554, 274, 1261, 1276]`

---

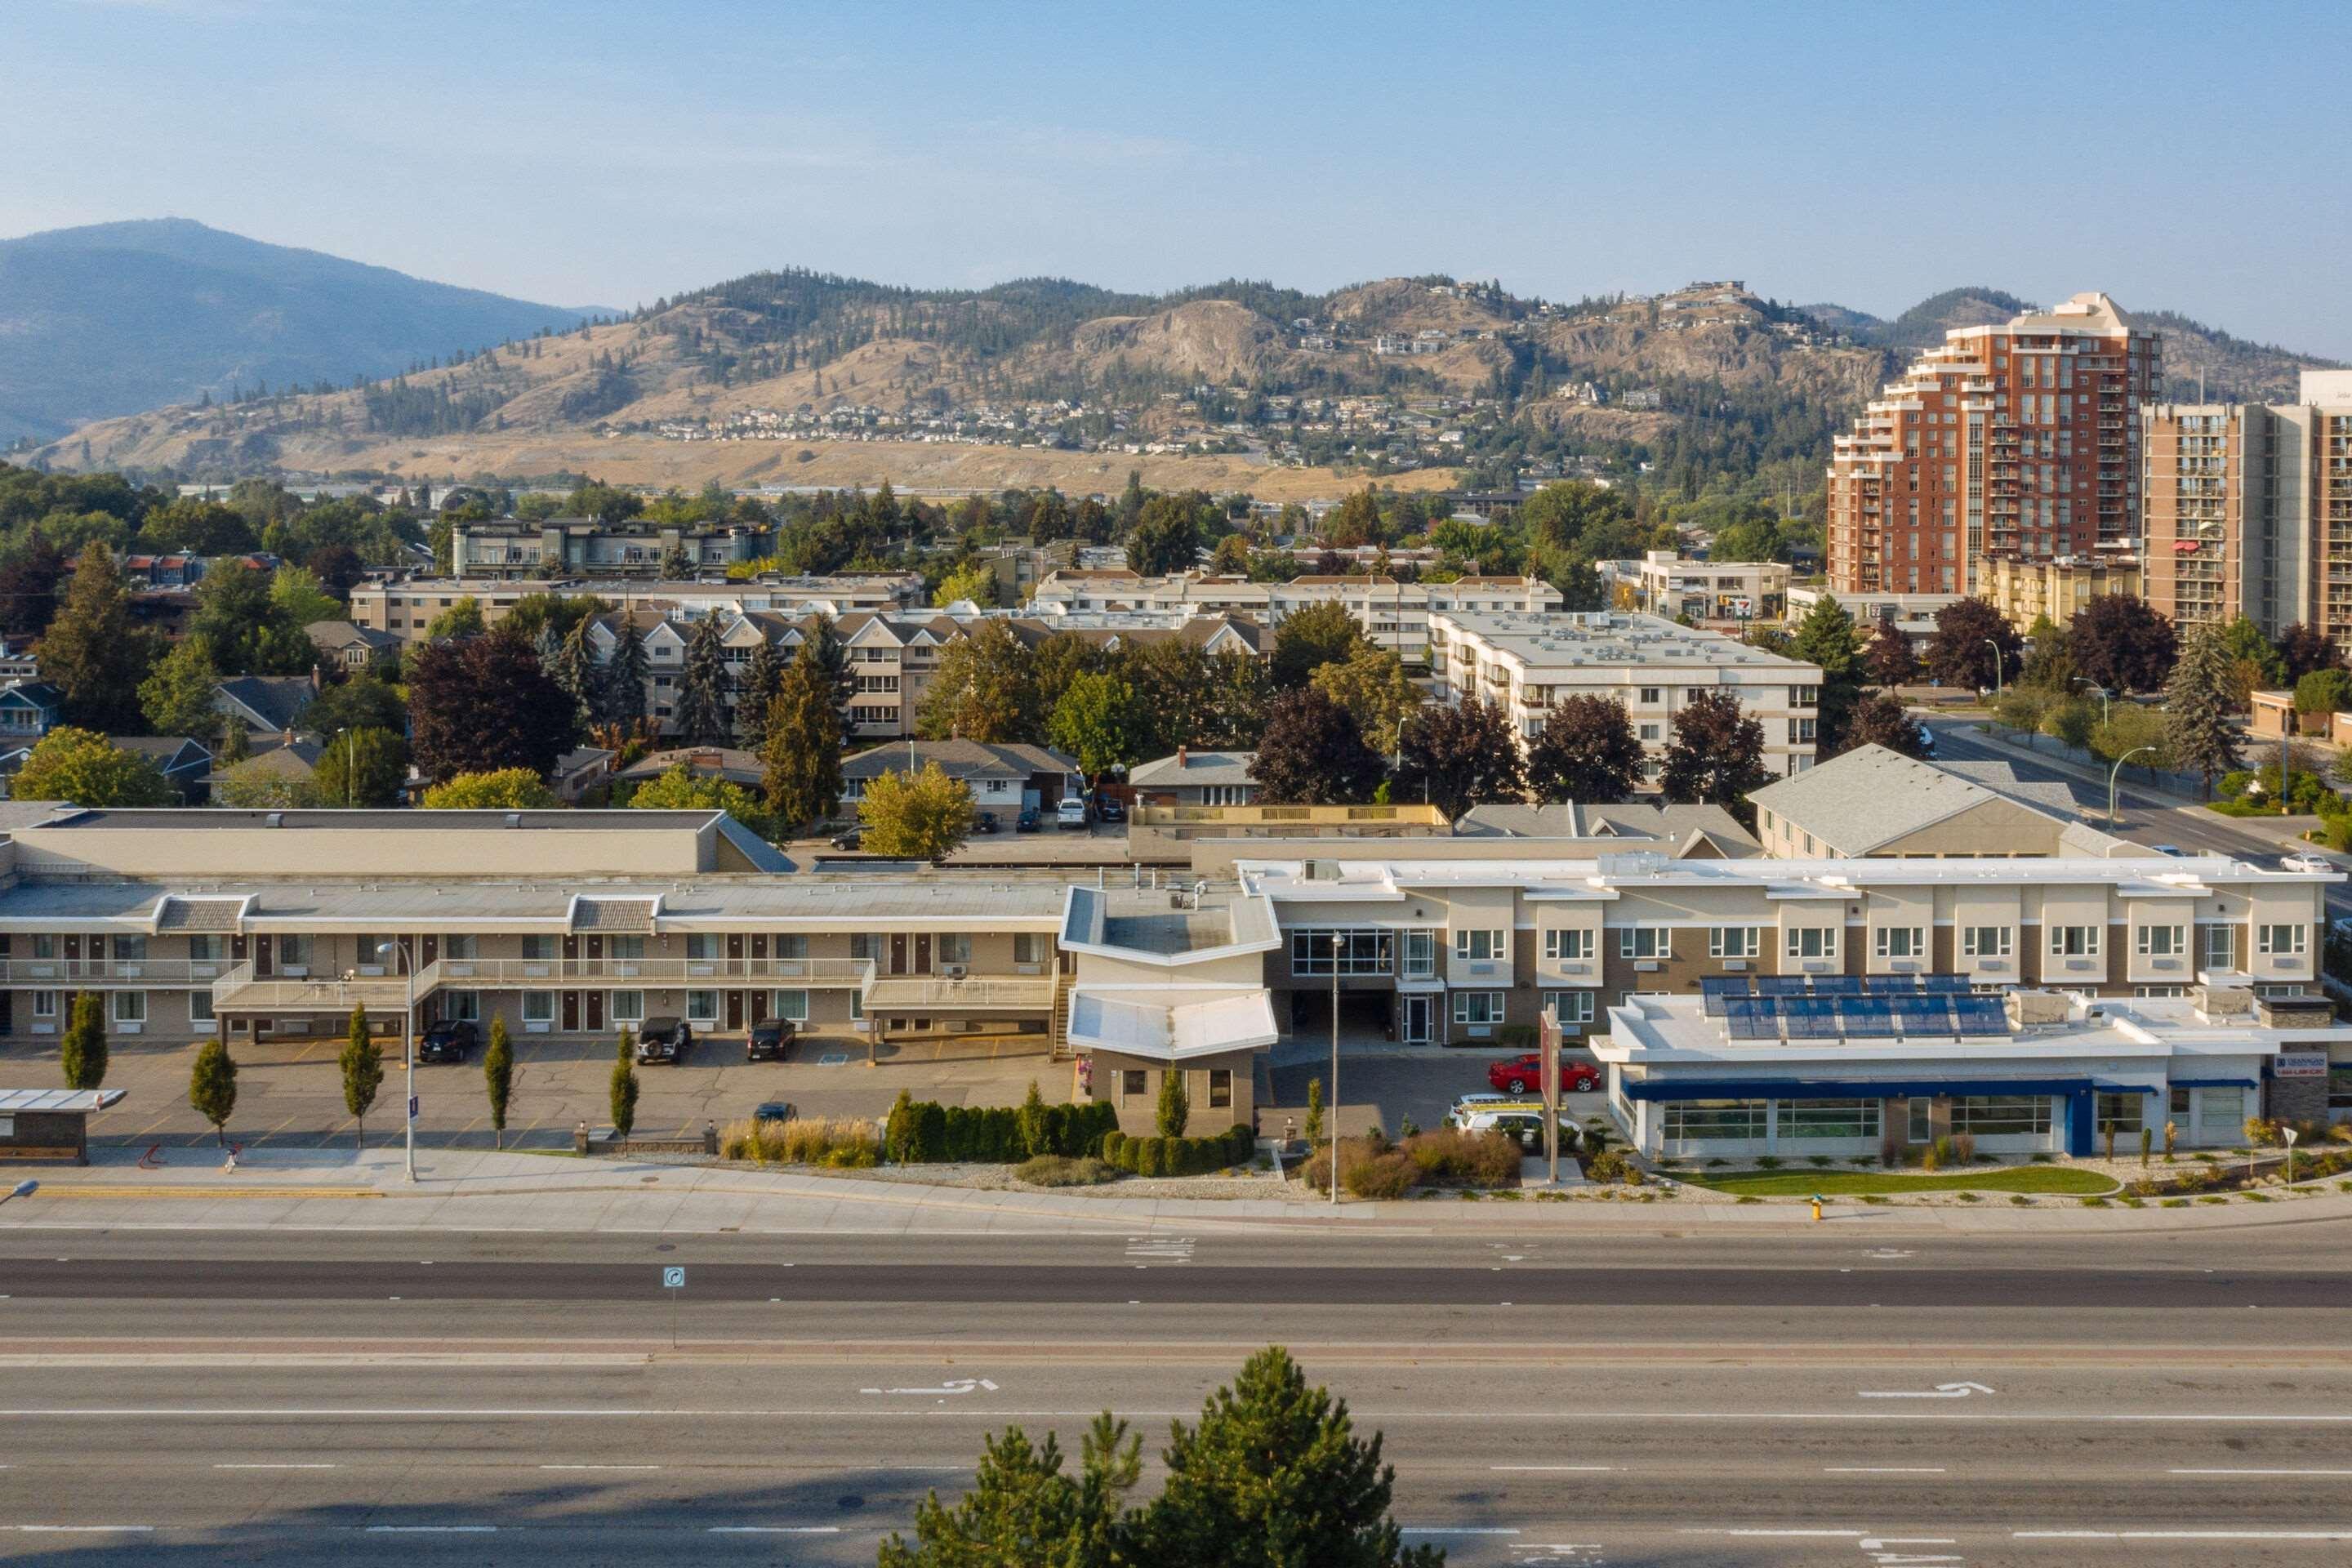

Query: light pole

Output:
[1984, 638, 2005, 700]
[1330, 933, 1342, 1209]
[2285, 1125, 2299, 1187]
[2108, 744, 2155, 828]
[2073, 678, 2109, 728]
[377, 940, 417, 1183]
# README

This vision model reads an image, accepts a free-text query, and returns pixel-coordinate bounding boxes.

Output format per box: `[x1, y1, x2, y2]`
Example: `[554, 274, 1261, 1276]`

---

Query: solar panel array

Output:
[1699, 978, 2007, 1041]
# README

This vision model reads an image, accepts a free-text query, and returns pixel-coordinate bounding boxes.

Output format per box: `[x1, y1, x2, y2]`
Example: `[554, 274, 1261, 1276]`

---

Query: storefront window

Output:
[1663, 1101, 1767, 1142]
[1781, 1099, 1881, 1139]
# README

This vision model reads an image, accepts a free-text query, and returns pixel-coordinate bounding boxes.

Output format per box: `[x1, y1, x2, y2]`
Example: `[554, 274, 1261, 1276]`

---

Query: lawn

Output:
[1682, 1166, 2118, 1197]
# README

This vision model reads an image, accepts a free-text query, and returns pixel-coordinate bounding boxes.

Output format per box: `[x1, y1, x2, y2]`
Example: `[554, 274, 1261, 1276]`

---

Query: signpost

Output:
[662, 1266, 685, 1348]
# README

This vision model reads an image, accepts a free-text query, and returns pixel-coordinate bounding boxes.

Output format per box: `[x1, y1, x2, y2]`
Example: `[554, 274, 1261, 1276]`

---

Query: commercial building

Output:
[1826, 292, 2163, 595]
[1597, 985, 2349, 1160]
[1624, 551, 1789, 625]
[2141, 371, 2352, 647]
[1748, 745, 2105, 859]
[1428, 611, 1821, 785]
[1977, 554, 2143, 634]
[1027, 570, 1561, 665]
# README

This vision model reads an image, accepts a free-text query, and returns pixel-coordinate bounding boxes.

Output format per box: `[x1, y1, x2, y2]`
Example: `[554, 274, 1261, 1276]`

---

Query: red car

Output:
[1486, 1053, 1599, 1095]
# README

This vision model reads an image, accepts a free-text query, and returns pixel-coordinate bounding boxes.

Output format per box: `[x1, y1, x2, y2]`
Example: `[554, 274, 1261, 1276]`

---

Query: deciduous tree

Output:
[42, 543, 153, 730]
[339, 1004, 383, 1149]
[916, 621, 1039, 743]
[418, 768, 559, 809]
[2069, 595, 2176, 695]
[12, 728, 176, 806]
[1863, 611, 1915, 688]
[1269, 602, 1365, 690]
[1309, 648, 1422, 757]
[1248, 688, 1386, 805]
[1837, 693, 1929, 759]
[1525, 694, 1644, 804]
[933, 562, 997, 608]
[1925, 598, 2022, 693]
[137, 639, 223, 737]
[190, 560, 313, 675]
[2276, 622, 2341, 684]
[313, 726, 409, 808]
[858, 760, 976, 858]
[1394, 697, 1526, 822]
[1659, 688, 1771, 825]
[189, 1038, 238, 1146]
[627, 762, 773, 835]
[407, 628, 576, 783]
[269, 564, 340, 630]
[2017, 615, 2080, 693]
[1047, 672, 1140, 785]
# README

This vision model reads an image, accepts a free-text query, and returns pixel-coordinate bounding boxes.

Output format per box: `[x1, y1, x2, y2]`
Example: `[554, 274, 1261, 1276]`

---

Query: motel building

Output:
[1594, 982, 2352, 1160]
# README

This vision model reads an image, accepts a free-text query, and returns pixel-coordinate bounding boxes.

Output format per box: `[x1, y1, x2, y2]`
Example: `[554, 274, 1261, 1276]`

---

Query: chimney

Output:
[1177, 745, 1188, 770]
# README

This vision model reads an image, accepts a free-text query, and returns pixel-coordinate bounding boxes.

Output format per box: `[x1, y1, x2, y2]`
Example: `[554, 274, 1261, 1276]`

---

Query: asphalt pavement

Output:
[5, 1225, 2352, 1565]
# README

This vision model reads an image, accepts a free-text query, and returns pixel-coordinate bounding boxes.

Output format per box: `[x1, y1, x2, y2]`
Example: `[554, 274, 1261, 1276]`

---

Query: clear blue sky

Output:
[10, 0, 2350, 356]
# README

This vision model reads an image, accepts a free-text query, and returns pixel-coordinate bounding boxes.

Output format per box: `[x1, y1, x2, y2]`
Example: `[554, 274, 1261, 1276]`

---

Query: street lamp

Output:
[2072, 678, 2110, 728]
[376, 940, 417, 1183]
[2108, 744, 2155, 828]
[1329, 933, 1342, 1209]
[2285, 1125, 2299, 1187]
[1984, 638, 2006, 699]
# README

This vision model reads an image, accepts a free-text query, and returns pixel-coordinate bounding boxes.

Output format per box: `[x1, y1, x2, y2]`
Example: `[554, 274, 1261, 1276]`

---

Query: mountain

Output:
[1797, 288, 2338, 403]
[0, 218, 600, 444]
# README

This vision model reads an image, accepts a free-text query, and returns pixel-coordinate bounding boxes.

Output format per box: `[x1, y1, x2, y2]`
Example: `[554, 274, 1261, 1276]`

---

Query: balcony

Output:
[863, 973, 1058, 1013]
[417, 957, 876, 991]
[212, 964, 416, 1017]
[0, 959, 227, 988]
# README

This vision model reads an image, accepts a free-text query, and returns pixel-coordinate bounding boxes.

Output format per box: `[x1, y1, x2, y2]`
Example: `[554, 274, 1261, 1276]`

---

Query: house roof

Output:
[305, 620, 399, 651]
[0, 680, 61, 708]
[1746, 745, 2072, 855]
[840, 739, 1076, 783]
[1129, 751, 1257, 789]
[616, 746, 764, 785]
[207, 740, 324, 784]
[1450, 802, 1760, 856]
[112, 736, 213, 772]
[214, 675, 316, 733]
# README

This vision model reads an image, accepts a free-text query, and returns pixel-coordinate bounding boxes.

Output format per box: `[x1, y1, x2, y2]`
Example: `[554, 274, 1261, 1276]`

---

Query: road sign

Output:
[662, 1266, 686, 1289]
[408, 1095, 420, 1119]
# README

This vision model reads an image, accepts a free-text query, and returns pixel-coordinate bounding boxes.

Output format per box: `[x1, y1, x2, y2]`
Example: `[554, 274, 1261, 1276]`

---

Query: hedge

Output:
[1099, 1123, 1255, 1177]
[884, 1092, 1119, 1165]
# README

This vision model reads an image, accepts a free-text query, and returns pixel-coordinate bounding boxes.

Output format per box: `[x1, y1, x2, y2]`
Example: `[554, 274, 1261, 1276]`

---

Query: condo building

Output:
[1826, 292, 2163, 595]
[2141, 371, 2352, 646]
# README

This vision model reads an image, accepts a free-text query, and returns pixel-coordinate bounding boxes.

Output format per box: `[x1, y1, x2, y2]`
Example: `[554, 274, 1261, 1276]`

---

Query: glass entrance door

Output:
[1402, 994, 1435, 1045]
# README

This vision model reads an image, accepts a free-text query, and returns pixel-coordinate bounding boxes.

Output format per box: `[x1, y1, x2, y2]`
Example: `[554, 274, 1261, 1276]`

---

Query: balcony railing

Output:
[417, 957, 875, 990]
[0, 959, 227, 987]
[863, 973, 1058, 1013]
[212, 964, 416, 1015]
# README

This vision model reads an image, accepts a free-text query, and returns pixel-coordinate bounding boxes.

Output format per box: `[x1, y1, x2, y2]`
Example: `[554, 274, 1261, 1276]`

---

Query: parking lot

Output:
[1264, 1045, 1610, 1143]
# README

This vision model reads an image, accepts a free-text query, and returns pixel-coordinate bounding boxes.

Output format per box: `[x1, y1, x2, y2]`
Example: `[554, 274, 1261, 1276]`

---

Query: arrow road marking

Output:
[859, 1378, 1000, 1396]
[1859, 1382, 1994, 1400]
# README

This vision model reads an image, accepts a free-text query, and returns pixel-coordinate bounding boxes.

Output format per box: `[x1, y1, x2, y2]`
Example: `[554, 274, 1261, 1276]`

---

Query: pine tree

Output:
[760, 654, 845, 831]
[734, 637, 784, 749]
[610, 1027, 639, 1138]
[483, 1013, 514, 1149]
[879, 1415, 1140, 1568]
[189, 1039, 238, 1146]
[1156, 1065, 1191, 1139]
[672, 615, 732, 746]
[42, 544, 153, 732]
[1787, 592, 1863, 754]
[339, 1004, 384, 1149]
[550, 616, 602, 728]
[601, 618, 650, 726]
[2165, 622, 2243, 800]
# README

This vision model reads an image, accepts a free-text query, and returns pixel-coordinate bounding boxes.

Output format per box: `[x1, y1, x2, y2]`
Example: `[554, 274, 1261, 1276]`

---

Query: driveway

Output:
[1264, 1042, 1608, 1141]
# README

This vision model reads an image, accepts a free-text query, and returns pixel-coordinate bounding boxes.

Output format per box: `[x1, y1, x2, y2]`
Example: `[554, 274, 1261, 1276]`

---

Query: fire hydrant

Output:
[1810, 1193, 1824, 1222]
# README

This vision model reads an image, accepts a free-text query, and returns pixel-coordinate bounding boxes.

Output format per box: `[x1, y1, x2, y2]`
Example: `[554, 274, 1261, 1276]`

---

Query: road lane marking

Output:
[364, 1526, 497, 1534]
[541, 1463, 660, 1471]
[1824, 1466, 1947, 1473]
[2168, 1468, 2352, 1477]
[9, 1526, 154, 1533]
[1402, 1527, 1520, 1535]
[1859, 1382, 1993, 1399]
[1492, 1465, 1615, 1472]
[708, 1526, 843, 1535]
[15, 1405, 2352, 1425]
[2017, 1530, 2352, 1541]
[216, 1463, 337, 1470]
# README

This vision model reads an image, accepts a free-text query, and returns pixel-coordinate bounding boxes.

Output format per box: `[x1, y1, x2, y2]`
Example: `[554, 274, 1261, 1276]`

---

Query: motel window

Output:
[112, 935, 148, 961]
[850, 934, 883, 961]
[611, 991, 645, 1023]
[187, 935, 224, 963]
[442, 935, 477, 960]
[522, 935, 557, 961]
[113, 991, 146, 1024]
[32, 936, 53, 959]
[446, 991, 480, 1022]
[608, 937, 646, 960]
[1617, 928, 1669, 960]
[1013, 933, 1050, 965]
[522, 991, 555, 1025]
[1962, 925, 2011, 959]
[188, 992, 215, 1025]
[1708, 928, 1760, 959]
[1541, 991, 1596, 1026]
[32, 991, 56, 1018]
[775, 935, 810, 960]
[2258, 924, 2307, 957]
[1544, 929, 1593, 962]
[686, 933, 721, 960]
[275, 935, 310, 969]
[2136, 924, 2186, 957]
[938, 933, 973, 965]
[1785, 927, 1837, 960]
[773, 990, 809, 1022]
[1451, 991, 1505, 1025]
[2049, 925, 2100, 957]
[1873, 926, 1925, 960]
[686, 990, 719, 1024]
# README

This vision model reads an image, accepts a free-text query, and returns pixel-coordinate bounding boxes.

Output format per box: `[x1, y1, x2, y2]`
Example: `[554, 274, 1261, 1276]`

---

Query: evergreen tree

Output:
[1786, 593, 1863, 753]
[1156, 1064, 1191, 1138]
[601, 617, 651, 726]
[878, 1416, 1141, 1568]
[799, 612, 855, 719]
[189, 1039, 238, 1146]
[657, 541, 691, 580]
[339, 1004, 384, 1149]
[42, 543, 154, 731]
[59, 991, 106, 1092]
[672, 614, 732, 746]
[2165, 623, 2243, 799]
[734, 637, 785, 749]
[1525, 695, 1644, 804]
[760, 654, 846, 831]
[483, 1014, 514, 1149]
[550, 615, 602, 728]
[610, 1028, 639, 1138]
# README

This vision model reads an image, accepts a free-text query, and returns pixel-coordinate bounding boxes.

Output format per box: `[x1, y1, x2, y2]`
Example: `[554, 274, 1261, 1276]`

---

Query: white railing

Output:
[416, 957, 876, 990]
[212, 963, 416, 1013]
[863, 973, 1058, 1011]
[0, 959, 226, 987]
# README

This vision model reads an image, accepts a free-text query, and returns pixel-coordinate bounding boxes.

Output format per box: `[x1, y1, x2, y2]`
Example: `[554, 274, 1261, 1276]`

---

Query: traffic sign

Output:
[662, 1266, 686, 1290]
[408, 1095, 420, 1119]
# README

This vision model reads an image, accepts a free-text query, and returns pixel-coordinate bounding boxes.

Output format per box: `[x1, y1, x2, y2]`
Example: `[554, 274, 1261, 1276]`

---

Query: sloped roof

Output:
[1747, 745, 2071, 854]
[1129, 751, 1256, 789]
[840, 739, 1075, 782]
[214, 676, 314, 733]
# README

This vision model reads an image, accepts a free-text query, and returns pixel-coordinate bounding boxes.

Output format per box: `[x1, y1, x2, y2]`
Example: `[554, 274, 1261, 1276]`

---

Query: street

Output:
[4, 1224, 2351, 1565]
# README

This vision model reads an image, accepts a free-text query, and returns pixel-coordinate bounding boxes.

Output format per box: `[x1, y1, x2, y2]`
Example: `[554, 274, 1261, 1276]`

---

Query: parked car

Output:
[635, 1016, 692, 1064]
[2283, 853, 2332, 873]
[753, 1100, 796, 1124]
[1486, 1053, 1601, 1096]
[972, 812, 999, 834]
[1916, 728, 1937, 757]
[1056, 797, 1089, 830]
[746, 1018, 796, 1062]
[2151, 844, 2187, 858]
[1450, 1107, 1577, 1151]
[1015, 808, 1040, 833]
[1094, 795, 1125, 823]
[416, 1019, 479, 1063]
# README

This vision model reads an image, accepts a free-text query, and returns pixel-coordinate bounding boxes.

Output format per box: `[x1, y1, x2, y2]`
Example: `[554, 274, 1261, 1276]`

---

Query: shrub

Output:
[2245, 1116, 2283, 1148]
[1932, 1134, 1957, 1169]
[1013, 1155, 1119, 1187]
[722, 1116, 880, 1167]
[1755, 1155, 1784, 1169]
[1343, 1150, 1416, 1200]
[884, 1094, 1117, 1163]
[1402, 1128, 1521, 1187]
[1584, 1147, 1643, 1185]
[1952, 1132, 1976, 1164]
[1496, 1024, 1537, 1050]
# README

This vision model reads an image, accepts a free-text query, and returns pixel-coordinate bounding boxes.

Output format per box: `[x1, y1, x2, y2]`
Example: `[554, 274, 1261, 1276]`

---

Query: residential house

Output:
[213, 675, 320, 741]
[616, 747, 765, 793]
[1129, 749, 1258, 808]
[0, 682, 64, 749]
[840, 740, 1080, 829]
[305, 620, 400, 672]
[112, 737, 215, 804]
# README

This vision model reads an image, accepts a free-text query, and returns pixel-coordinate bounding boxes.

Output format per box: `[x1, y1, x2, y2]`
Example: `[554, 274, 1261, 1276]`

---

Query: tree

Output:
[1127, 493, 1205, 577]
[1248, 688, 1387, 805]
[2277, 623, 2341, 684]
[1270, 602, 1365, 690]
[137, 639, 223, 737]
[671, 614, 732, 746]
[933, 562, 998, 608]
[1925, 599, 2022, 693]
[657, 541, 691, 581]
[600, 617, 651, 726]
[1309, 648, 1422, 757]
[310, 726, 407, 808]
[610, 1028, 639, 1138]
[270, 564, 340, 630]
[1047, 672, 1140, 784]
[1710, 514, 1783, 564]
[2042, 695, 2097, 752]
[1863, 612, 1915, 688]
[213, 756, 324, 808]
[58, 991, 105, 1092]
[2166, 623, 2243, 798]
[419, 768, 560, 809]
[1837, 693, 1928, 759]
[190, 560, 313, 675]
[545, 613, 603, 730]
[2070, 595, 2176, 695]
[1992, 686, 2051, 741]
[1130, 1346, 1442, 1568]
[761, 656, 845, 831]
[2090, 703, 2174, 771]
[189, 1038, 238, 1146]
[916, 621, 1039, 744]
[425, 595, 486, 642]
[879, 1415, 1139, 1568]
[339, 1004, 383, 1148]
[798, 612, 854, 719]
[407, 628, 577, 783]
[300, 675, 406, 738]
[2017, 615, 2080, 693]
[214, 709, 250, 765]
[1525, 695, 1644, 804]
[12, 728, 175, 806]
[628, 763, 773, 835]
[41, 543, 153, 730]
[1659, 689, 1771, 826]
[859, 761, 976, 858]
[1786, 593, 1864, 751]
[1394, 698, 1526, 822]
[1517, 479, 1635, 555]
[733, 636, 784, 749]
[1156, 1062, 1190, 1138]
[0, 528, 67, 641]
[2217, 615, 2287, 691]
[483, 1014, 514, 1150]
[2293, 666, 2352, 716]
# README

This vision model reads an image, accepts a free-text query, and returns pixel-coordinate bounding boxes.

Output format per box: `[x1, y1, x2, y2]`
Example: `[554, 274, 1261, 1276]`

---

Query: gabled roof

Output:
[305, 619, 399, 651]
[616, 746, 764, 785]
[214, 675, 315, 733]
[113, 736, 213, 773]
[0, 680, 62, 709]
[1747, 745, 2071, 855]
[1129, 751, 1256, 789]
[840, 739, 1076, 782]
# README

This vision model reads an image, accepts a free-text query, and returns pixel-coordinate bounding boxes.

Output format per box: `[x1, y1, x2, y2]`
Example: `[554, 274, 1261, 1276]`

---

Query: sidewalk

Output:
[5, 1143, 2349, 1236]
[1959, 722, 2325, 849]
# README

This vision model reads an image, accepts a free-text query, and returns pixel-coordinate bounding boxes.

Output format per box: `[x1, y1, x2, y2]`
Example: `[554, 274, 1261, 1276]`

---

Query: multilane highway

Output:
[2, 1225, 2351, 1565]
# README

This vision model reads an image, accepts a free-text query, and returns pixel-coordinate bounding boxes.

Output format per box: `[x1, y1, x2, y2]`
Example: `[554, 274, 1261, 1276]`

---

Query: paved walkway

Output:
[5, 1144, 2348, 1236]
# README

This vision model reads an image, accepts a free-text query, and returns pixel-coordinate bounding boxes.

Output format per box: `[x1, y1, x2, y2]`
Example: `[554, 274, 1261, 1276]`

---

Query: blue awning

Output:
[2167, 1078, 2259, 1089]
[1620, 1077, 2157, 1102]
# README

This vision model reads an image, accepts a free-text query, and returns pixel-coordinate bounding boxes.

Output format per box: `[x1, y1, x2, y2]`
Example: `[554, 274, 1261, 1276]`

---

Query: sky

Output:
[8, 0, 2351, 356]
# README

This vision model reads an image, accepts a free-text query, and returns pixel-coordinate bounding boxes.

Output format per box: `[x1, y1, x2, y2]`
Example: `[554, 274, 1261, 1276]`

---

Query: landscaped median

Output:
[1682, 1166, 2118, 1198]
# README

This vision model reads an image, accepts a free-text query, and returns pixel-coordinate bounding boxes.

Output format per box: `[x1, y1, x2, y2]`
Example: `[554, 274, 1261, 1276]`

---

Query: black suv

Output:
[746, 1018, 796, 1062]
[416, 1019, 478, 1063]
[635, 1016, 691, 1064]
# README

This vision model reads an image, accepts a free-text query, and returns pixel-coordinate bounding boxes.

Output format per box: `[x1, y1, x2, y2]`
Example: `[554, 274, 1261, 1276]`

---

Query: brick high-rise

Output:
[1826, 292, 2163, 595]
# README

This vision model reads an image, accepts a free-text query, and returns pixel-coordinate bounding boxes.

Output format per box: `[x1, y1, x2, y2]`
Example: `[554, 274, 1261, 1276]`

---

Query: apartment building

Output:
[1977, 554, 2144, 634]
[1784, 586, 1961, 653]
[1826, 292, 2163, 595]
[349, 574, 922, 646]
[2141, 372, 2352, 646]
[448, 517, 775, 581]
[1428, 611, 1821, 786]
[1624, 551, 1790, 623]
[1027, 570, 1561, 665]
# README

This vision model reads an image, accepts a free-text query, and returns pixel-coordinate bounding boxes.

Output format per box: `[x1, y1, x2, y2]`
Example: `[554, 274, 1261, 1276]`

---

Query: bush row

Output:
[884, 1090, 1119, 1165]
[721, 1116, 880, 1168]
[1101, 1124, 1255, 1177]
